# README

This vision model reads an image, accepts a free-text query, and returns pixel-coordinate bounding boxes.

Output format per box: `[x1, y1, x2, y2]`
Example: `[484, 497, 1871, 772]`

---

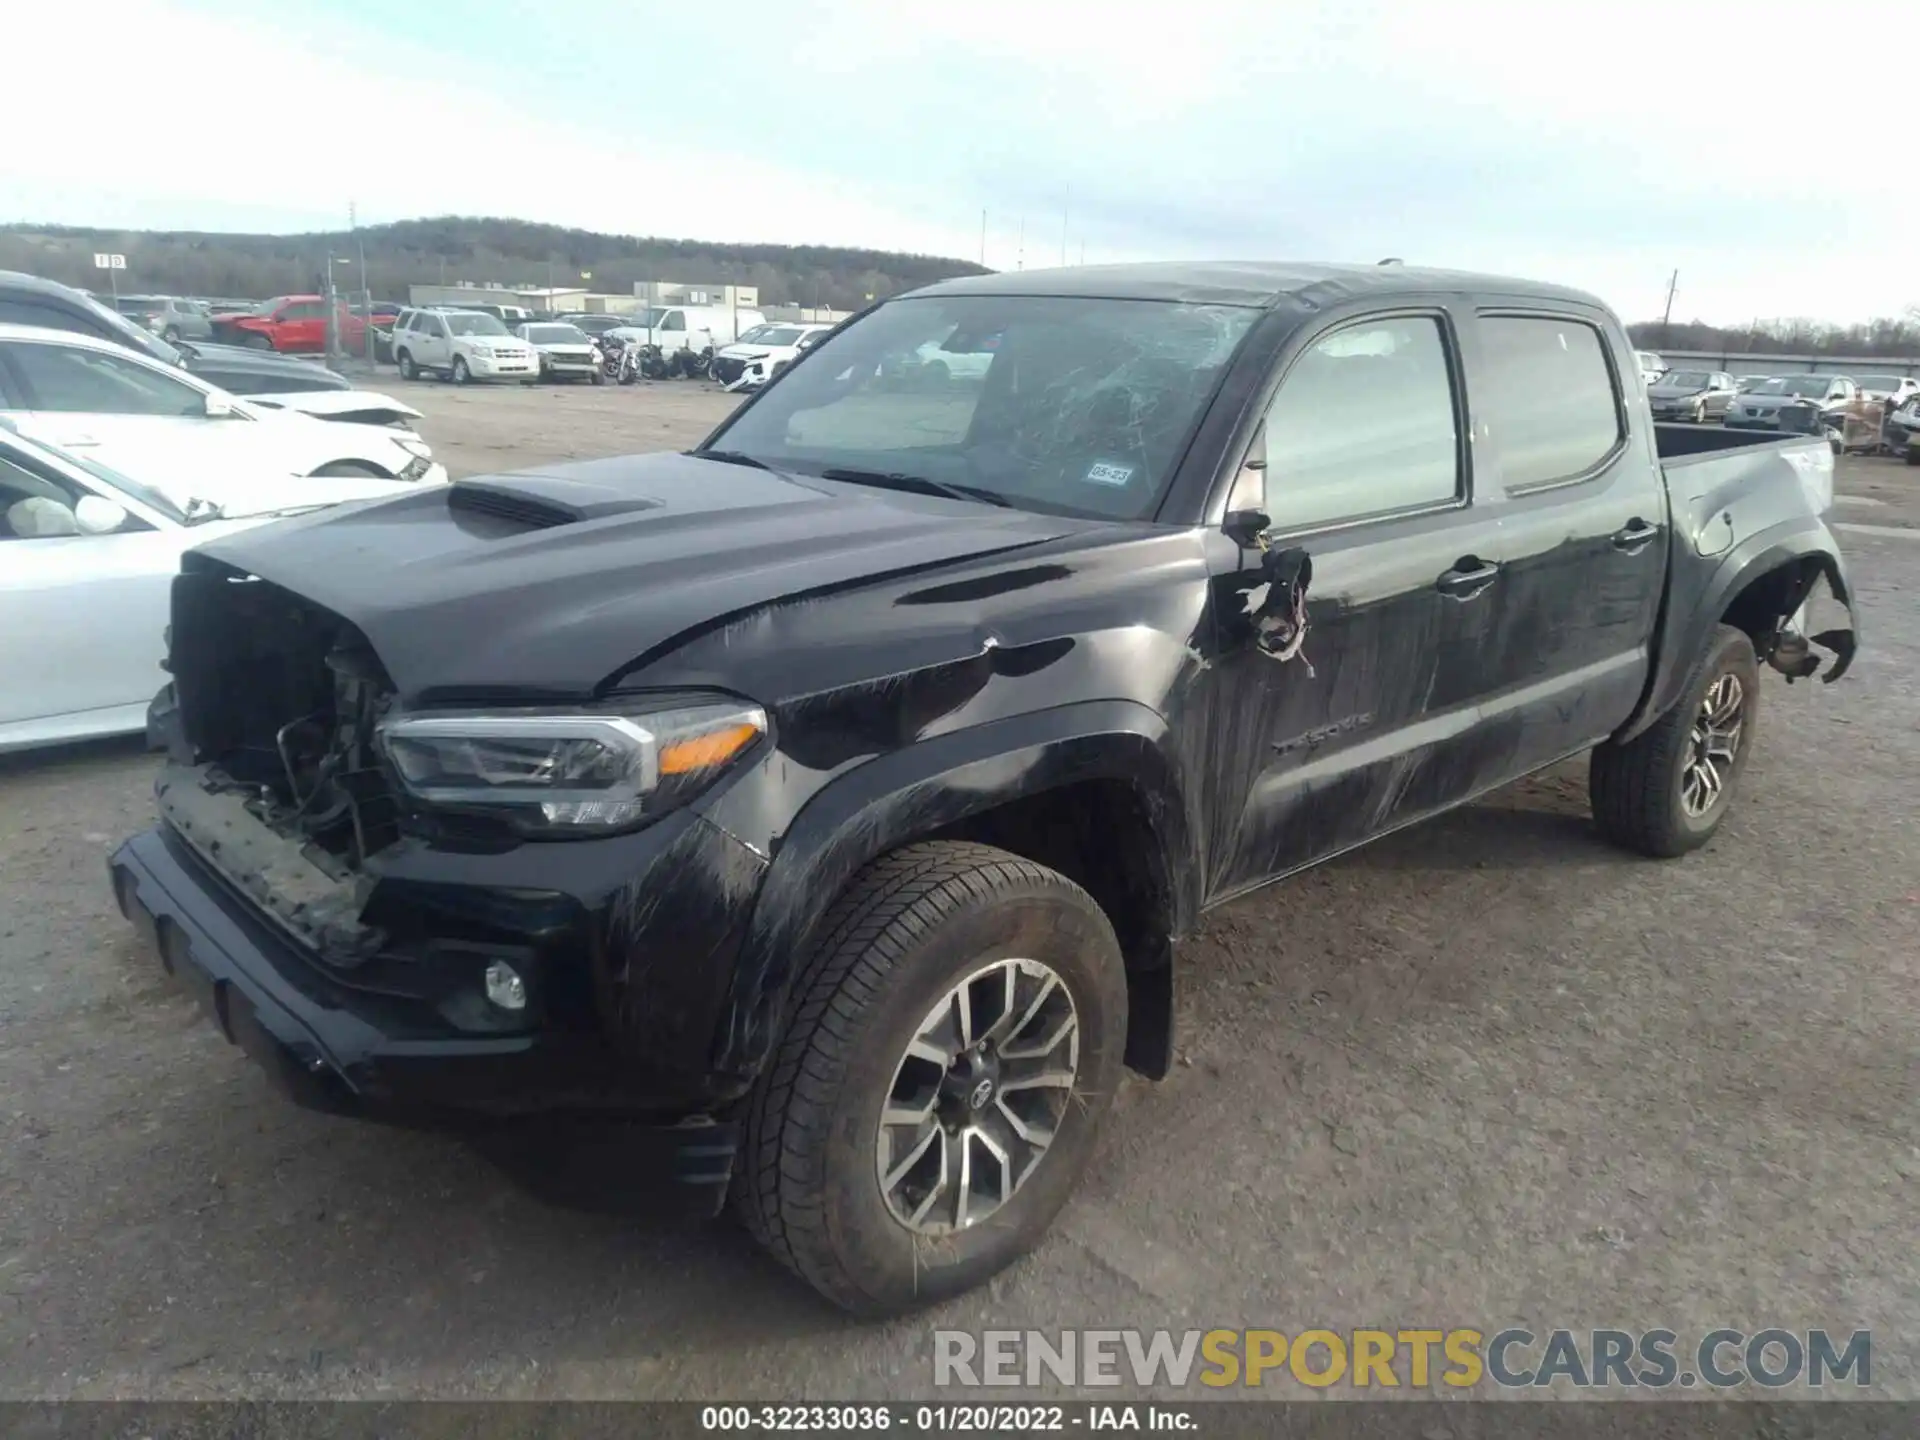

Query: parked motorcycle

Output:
[637, 343, 673, 381]
[597, 336, 639, 385]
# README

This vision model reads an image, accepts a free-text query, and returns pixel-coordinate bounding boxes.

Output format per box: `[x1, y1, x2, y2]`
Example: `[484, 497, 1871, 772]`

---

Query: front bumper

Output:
[465, 352, 539, 378]
[107, 784, 770, 1213]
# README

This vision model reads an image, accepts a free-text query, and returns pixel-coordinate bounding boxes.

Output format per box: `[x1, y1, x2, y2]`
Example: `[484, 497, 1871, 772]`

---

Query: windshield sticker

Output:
[1083, 461, 1135, 488]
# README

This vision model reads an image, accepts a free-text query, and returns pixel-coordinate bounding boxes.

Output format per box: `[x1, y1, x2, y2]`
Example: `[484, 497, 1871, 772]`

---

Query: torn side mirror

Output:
[1242, 545, 1315, 666]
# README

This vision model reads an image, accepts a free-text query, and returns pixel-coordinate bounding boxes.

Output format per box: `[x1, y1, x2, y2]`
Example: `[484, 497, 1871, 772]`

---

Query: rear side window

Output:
[1256, 315, 1461, 532]
[1477, 316, 1623, 490]
[0, 298, 99, 339]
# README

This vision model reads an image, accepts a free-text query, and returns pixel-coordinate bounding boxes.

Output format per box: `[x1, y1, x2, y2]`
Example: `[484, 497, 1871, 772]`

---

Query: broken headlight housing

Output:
[377, 700, 767, 836]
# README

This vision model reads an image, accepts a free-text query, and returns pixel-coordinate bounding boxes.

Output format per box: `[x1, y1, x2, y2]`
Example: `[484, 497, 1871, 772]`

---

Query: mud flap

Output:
[1123, 937, 1176, 1080]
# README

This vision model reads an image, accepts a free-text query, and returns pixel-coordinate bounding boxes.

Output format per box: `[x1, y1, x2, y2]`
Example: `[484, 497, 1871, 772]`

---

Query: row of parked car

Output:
[1639, 361, 1920, 460]
[1, 271, 452, 754]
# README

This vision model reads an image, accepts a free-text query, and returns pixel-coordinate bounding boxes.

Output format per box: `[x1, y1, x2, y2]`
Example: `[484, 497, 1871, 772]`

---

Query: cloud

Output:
[5, 0, 1916, 324]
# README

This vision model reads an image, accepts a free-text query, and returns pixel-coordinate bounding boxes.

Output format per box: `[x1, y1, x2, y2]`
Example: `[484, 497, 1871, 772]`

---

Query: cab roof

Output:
[909, 261, 1606, 312]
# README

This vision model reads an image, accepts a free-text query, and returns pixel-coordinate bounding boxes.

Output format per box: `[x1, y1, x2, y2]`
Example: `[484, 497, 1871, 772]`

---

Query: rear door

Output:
[412, 312, 451, 369]
[279, 300, 326, 351]
[0, 334, 307, 488]
[1459, 306, 1665, 779]
[1200, 304, 1509, 900]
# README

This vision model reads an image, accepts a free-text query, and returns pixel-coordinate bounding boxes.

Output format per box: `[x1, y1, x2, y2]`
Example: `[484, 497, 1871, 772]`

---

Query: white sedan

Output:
[0, 419, 416, 754]
[0, 324, 446, 491]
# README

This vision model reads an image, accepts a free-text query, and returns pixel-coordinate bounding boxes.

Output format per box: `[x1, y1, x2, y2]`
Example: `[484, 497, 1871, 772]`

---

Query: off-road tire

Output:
[733, 841, 1127, 1316]
[396, 350, 417, 381]
[1590, 623, 1760, 858]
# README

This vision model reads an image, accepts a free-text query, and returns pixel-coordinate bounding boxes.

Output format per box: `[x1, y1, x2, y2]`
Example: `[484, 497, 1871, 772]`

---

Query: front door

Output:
[0, 452, 177, 727]
[1198, 308, 1508, 902]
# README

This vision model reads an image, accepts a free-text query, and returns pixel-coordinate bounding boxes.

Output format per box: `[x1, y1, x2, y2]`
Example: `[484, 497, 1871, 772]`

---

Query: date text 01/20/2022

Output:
[700, 1406, 1193, 1431]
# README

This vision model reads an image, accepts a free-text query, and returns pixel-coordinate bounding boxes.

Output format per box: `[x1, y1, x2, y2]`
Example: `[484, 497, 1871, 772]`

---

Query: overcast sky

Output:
[9, 0, 1911, 326]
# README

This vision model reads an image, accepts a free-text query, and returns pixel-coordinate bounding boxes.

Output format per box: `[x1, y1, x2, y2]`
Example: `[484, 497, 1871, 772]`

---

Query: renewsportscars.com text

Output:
[933, 1328, 1871, 1391]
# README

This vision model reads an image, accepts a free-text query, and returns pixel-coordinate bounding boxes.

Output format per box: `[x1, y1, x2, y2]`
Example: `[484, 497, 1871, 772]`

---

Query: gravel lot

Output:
[3, 380, 1916, 1400]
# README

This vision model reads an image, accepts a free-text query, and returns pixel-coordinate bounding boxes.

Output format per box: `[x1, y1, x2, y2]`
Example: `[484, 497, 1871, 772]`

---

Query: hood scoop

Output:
[447, 475, 666, 531]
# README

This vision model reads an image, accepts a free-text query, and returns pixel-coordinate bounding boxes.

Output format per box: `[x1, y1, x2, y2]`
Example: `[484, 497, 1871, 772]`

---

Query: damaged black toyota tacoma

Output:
[111, 263, 1858, 1315]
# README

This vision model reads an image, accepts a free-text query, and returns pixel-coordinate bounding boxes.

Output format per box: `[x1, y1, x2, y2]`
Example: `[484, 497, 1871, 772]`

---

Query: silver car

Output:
[109, 295, 213, 344]
[1724, 374, 1856, 430]
[515, 322, 604, 384]
[1646, 369, 1736, 422]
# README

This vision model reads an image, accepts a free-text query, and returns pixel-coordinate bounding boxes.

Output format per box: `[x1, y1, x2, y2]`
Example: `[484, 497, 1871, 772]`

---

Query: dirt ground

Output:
[2, 379, 1916, 1401]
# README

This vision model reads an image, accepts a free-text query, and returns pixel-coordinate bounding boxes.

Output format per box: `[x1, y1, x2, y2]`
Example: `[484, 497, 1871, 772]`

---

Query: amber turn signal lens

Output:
[659, 723, 760, 776]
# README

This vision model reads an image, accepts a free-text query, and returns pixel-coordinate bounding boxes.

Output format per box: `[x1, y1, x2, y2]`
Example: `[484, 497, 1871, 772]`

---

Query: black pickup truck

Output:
[110, 263, 1857, 1315]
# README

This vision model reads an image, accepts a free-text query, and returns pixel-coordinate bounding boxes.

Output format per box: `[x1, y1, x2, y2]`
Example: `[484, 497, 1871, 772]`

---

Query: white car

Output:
[247, 389, 426, 428]
[514, 322, 604, 384]
[1634, 350, 1667, 387]
[0, 420, 414, 753]
[389, 309, 539, 384]
[0, 325, 446, 492]
[715, 323, 835, 392]
[1853, 374, 1920, 407]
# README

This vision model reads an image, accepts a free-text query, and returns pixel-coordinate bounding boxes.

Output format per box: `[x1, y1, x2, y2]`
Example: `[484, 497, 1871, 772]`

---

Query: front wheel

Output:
[309, 461, 387, 479]
[1589, 624, 1759, 858]
[243, 333, 273, 350]
[451, 356, 471, 386]
[734, 841, 1127, 1316]
[396, 350, 417, 381]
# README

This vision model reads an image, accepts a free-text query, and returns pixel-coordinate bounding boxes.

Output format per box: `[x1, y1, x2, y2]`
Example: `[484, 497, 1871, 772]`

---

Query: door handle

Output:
[1611, 518, 1659, 552]
[1435, 557, 1499, 599]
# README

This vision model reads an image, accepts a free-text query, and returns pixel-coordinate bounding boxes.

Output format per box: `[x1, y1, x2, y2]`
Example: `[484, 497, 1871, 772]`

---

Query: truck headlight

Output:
[378, 700, 767, 835]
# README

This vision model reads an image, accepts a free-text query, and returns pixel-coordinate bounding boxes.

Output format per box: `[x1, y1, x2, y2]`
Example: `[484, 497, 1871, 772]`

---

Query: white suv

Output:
[391, 309, 539, 385]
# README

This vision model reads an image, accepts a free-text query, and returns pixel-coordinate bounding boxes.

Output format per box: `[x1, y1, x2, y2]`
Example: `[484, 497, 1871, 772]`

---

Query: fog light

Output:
[484, 960, 527, 1012]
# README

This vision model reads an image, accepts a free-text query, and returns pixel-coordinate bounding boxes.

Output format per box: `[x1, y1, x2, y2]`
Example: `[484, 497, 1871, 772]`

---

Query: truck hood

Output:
[188, 452, 1084, 705]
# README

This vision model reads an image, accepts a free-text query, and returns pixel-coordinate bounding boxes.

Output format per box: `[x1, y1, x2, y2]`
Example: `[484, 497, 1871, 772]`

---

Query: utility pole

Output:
[1661, 269, 1679, 343]
[1060, 186, 1068, 267]
[1017, 217, 1024, 272]
[979, 209, 986, 266]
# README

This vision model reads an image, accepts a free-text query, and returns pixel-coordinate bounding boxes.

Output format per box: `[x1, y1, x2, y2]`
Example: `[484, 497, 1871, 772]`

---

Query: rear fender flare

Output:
[1617, 519, 1856, 743]
[713, 700, 1197, 1080]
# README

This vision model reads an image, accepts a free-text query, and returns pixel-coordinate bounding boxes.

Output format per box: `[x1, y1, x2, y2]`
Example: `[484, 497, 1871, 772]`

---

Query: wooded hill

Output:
[0, 216, 991, 310]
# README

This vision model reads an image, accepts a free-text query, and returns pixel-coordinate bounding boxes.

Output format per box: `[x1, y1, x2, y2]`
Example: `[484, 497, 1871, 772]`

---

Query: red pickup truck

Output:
[206, 295, 367, 354]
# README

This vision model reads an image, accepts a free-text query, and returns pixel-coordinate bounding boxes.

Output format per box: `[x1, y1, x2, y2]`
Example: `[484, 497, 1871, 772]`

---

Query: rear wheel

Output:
[162, 325, 181, 343]
[734, 841, 1126, 1316]
[243, 333, 272, 350]
[1590, 624, 1759, 858]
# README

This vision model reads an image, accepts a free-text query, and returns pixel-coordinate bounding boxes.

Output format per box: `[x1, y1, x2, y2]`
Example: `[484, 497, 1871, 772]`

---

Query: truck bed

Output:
[1653, 421, 1828, 466]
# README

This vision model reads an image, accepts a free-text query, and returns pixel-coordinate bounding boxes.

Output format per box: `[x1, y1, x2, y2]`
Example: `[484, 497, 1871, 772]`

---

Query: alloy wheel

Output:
[876, 957, 1079, 1236]
[1681, 672, 1745, 817]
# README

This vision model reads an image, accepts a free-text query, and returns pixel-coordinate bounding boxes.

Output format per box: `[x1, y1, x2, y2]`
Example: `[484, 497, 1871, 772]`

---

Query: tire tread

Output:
[735, 841, 1084, 1312]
